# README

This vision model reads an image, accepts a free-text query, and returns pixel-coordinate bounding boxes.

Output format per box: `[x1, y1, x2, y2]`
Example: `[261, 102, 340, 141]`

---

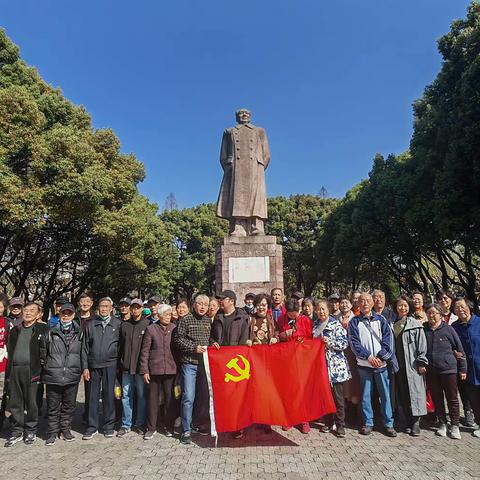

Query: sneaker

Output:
[301, 423, 311, 434]
[450, 425, 461, 440]
[192, 425, 209, 436]
[384, 427, 397, 438]
[472, 429, 480, 438]
[435, 423, 447, 437]
[24, 433, 36, 445]
[104, 430, 115, 438]
[282, 426, 292, 431]
[4, 434, 23, 448]
[360, 426, 372, 435]
[180, 432, 192, 444]
[45, 436, 56, 446]
[116, 427, 130, 437]
[132, 426, 145, 435]
[464, 410, 478, 429]
[82, 429, 97, 440]
[336, 426, 346, 438]
[143, 430, 156, 440]
[60, 430, 75, 442]
[233, 429, 244, 439]
[165, 429, 174, 438]
[320, 424, 330, 433]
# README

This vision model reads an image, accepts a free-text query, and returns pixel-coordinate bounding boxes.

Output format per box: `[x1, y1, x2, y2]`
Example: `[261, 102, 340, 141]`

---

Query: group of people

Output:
[0, 286, 479, 448]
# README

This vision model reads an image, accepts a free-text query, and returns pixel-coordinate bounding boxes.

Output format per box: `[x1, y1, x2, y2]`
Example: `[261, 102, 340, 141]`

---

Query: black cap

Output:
[55, 296, 69, 305]
[119, 297, 131, 305]
[148, 296, 162, 305]
[245, 292, 256, 300]
[60, 303, 75, 313]
[292, 291, 304, 300]
[9, 297, 24, 307]
[216, 290, 237, 302]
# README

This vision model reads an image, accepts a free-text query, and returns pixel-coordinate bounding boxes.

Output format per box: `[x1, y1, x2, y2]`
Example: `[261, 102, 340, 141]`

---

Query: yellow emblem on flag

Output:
[224, 354, 251, 383]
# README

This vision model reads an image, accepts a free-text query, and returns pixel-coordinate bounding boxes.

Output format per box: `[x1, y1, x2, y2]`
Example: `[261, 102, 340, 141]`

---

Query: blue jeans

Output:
[121, 373, 146, 429]
[358, 367, 394, 428]
[180, 363, 198, 434]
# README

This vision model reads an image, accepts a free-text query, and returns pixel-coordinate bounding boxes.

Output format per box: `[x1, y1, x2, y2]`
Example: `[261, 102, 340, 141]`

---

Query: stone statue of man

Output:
[216, 109, 270, 236]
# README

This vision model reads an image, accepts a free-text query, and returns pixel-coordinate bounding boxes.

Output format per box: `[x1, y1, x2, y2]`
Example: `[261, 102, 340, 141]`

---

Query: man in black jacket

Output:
[4, 302, 47, 447]
[41, 303, 83, 445]
[211, 290, 249, 438]
[81, 297, 121, 440]
[117, 298, 149, 437]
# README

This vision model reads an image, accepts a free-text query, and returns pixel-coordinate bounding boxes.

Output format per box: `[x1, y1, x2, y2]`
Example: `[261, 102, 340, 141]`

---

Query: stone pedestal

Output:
[215, 235, 284, 301]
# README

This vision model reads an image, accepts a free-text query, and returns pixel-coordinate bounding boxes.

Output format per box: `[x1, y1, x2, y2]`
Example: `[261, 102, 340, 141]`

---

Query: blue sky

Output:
[1, 0, 472, 210]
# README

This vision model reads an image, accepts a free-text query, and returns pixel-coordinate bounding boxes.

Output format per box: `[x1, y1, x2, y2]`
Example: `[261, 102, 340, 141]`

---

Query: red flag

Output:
[204, 339, 335, 434]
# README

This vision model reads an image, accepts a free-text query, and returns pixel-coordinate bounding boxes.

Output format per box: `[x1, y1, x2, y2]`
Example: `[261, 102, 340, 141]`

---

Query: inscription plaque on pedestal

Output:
[228, 257, 270, 283]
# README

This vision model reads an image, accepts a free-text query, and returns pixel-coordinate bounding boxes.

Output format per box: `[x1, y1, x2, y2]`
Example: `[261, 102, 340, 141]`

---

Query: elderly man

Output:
[372, 289, 396, 324]
[216, 109, 270, 236]
[173, 294, 211, 444]
[4, 302, 47, 447]
[81, 297, 121, 440]
[348, 293, 396, 437]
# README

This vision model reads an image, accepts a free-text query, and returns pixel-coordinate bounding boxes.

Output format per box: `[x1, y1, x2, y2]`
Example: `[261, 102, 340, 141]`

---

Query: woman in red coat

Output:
[278, 298, 313, 433]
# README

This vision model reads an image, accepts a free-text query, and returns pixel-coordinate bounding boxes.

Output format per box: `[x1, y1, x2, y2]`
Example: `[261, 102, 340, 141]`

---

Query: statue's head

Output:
[235, 108, 251, 125]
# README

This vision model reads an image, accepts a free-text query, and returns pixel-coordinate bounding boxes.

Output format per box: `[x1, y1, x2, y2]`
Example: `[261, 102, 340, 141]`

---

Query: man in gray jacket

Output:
[81, 297, 121, 440]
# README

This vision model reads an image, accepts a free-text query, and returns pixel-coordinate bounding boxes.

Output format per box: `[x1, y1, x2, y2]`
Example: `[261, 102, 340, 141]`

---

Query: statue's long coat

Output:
[216, 123, 270, 220]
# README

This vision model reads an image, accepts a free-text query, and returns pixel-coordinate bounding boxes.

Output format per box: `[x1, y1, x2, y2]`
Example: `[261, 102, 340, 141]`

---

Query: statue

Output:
[216, 109, 270, 236]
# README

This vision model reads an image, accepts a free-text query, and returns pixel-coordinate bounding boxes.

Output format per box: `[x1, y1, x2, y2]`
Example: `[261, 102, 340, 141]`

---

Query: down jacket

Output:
[40, 322, 83, 385]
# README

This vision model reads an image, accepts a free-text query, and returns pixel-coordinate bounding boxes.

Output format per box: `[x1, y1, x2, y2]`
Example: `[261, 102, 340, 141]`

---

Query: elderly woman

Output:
[140, 304, 177, 440]
[207, 297, 220, 323]
[313, 299, 351, 438]
[301, 297, 315, 322]
[247, 294, 279, 346]
[412, 291, 428, 322]
[392, 295, 428, 435]
[424, 303, 466, 439]
[452, 298, 480, 438]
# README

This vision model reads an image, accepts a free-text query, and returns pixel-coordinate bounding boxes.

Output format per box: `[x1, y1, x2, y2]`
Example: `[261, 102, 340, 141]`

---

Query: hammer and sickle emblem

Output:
[224, 354, 251, 383]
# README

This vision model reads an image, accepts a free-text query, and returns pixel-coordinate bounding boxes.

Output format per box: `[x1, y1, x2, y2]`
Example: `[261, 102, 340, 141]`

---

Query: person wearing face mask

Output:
[313, 299, 350, 438]
[40, 304, 83, 445]
[243, 293, 256, 316]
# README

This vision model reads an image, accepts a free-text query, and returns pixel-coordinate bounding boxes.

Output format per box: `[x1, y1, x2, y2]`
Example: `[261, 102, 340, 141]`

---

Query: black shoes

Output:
[45, 436, 56, 446]
[24, 433, 36, 445]
[385, 427, 397, 437]
[180, 432, 192, 444]
[336, 426, 346, 438]
[60, 430, 75, 442]
[360, 426, 372, 435]
[116, 427, 130, 437]
[4, 434, 22, 448]
[82, 429, 97, 440]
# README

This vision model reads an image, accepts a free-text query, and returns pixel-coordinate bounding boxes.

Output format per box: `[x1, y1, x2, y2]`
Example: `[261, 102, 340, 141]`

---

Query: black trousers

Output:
[7, 366, 39, 435]
[87, 366, 116, 432]
[464, 382, 480, 425]
[146, 374, 177, 432]
[46, 383, 79, 436]
[324, 382, 346, 427]
[193, 360, 210, 428]
[82, 378, 91, 422]
[427, 372, 459, 426]
[458, 378, 473, 413]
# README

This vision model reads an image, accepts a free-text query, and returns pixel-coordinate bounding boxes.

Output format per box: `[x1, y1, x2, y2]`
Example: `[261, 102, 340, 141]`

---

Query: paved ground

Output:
[1, 379, 479, 480]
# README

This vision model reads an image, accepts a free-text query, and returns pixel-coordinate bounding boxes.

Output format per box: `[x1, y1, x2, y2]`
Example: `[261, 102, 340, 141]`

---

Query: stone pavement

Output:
[1, 379, 479, 480]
